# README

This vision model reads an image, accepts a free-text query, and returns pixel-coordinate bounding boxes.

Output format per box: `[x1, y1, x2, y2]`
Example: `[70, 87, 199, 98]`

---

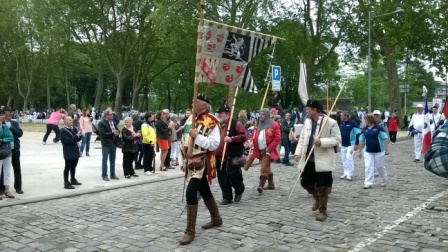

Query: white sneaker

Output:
[340, 175, 346, 179]
[346, 176, 352, 181]
[380, 178, 387, 186]
[42, 141, 46, 145]
[154, 171, 159, 174]
[363, 184, 373, 189]
[374, 172, 379, 177]
[145, 171, 153, 175]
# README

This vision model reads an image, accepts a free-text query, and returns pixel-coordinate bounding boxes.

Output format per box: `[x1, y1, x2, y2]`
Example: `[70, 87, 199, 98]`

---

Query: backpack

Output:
[381, 112, 386, 120]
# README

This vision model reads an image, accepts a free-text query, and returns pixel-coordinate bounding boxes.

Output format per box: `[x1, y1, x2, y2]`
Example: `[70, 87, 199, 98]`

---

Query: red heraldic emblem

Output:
[200, 55, 216, 83]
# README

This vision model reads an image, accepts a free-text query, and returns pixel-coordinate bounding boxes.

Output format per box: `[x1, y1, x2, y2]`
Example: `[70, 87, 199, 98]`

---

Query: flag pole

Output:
[221, 87, 239, 163]
[326, 79, 329, 111]
[288, 80, 347, 201]
[188, 0, 205, 156]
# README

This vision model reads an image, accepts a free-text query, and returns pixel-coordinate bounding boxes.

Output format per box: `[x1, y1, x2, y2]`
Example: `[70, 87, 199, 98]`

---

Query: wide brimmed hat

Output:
[306, 100, 326, 114]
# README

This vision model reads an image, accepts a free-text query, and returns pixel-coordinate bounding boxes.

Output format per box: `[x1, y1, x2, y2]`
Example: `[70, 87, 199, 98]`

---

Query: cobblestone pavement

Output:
[1, 139, 448, 252]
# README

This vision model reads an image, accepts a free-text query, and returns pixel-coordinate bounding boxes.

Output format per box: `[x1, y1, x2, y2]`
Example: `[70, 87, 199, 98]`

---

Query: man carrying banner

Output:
[248, 108, 281, 194]
[294, 100, 341, 221]
[179, 93, 222, 245]
[214, 103, 246, 205]
[431, 106, 445, 134]
[407, 104, 425, 162]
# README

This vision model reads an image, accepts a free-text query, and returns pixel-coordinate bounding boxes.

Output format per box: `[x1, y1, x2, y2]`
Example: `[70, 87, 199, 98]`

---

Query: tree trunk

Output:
[94, 67, 104, 110]
[382, 45, 400, 113]
[65, 72, 70, 108]
[131, 87, 139, 109]
[46, 73, 51, 111]
[7, 95, 12, 107]
[166, 82, 171, 110]
[113, 73, 126, 120]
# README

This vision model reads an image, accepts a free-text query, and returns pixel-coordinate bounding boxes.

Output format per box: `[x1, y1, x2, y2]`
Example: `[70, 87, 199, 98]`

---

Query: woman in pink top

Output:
[79, 108, 93, 156]
[42, 108, 67, 144]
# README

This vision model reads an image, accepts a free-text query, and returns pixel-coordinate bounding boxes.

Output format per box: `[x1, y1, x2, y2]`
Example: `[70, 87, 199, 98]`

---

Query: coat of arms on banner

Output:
[195, 20, 276, 92]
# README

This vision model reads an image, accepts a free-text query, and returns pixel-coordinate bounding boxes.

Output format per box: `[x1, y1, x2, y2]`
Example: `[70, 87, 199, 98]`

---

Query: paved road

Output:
[2, 137, 448, 251]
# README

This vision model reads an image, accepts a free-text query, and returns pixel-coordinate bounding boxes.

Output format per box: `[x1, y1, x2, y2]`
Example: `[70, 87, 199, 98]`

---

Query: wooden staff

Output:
[326, 79, 329, 111]
[287, 80, 347, 201]
[221, 87, 239, 163]
[188, 0, 205, 156]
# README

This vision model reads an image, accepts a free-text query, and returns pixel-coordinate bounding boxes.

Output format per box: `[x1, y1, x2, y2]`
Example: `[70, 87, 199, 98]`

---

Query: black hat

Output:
[197, 93, 210, 104]
[216, 103, 231, 113]
[306, 100, 326, 114]
[2, 106, 13, 111]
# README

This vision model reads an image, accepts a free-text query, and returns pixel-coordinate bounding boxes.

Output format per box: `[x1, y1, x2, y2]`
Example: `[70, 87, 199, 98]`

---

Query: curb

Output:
[0, 174, 184, 209]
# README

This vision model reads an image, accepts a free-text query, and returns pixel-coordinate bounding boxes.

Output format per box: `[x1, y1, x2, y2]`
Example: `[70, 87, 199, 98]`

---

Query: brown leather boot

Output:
[304, 186, 319, 211]
[179, 205, 198, 245]
[257, 176, 268, 193]
[201, 198, 223, 229]
[316, 187, 329, 221]
[264, 173, 275, 190]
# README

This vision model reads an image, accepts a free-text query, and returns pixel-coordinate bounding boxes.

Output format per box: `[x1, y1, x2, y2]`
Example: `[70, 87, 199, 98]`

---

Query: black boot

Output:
[71, 179, 82, 185]
[257, 176, 268, 193]
[64, 182, 74, 189]
[179, 205, 198, 245]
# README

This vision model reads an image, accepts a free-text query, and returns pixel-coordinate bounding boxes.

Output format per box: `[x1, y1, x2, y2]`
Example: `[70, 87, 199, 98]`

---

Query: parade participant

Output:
[357, 114, 389, 189]
[213, 103, 246, 205]
[247, 108, 281, 193]
[179, 93, 221, 245]
[280, 112, 294, 166]
[338, 111, 360, 181]
[294, 100, 341, 222]
[431, 106, 445, 134]
[424, 124, 448, 178]
[60, 116, 83, 189]
[407, 104, 425, 162]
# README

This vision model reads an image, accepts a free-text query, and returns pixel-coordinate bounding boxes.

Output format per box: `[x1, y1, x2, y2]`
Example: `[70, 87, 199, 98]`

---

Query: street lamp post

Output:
[367, 7, 404, 112]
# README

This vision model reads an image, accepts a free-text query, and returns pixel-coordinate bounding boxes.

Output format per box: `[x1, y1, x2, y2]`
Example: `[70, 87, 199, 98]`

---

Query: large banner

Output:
[195, 19, 277, 92]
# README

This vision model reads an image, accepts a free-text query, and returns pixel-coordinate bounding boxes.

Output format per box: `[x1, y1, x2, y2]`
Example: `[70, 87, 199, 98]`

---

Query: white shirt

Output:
[257, 129, 267, 150]
[409, 112, 425, 132]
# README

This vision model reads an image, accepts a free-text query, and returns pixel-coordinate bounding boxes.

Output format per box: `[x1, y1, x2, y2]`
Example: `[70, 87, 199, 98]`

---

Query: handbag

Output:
[0, 143, 11, 160]
[186, 156, 204, 170]
[230, 155, 246, 167]
[289, 130, 295, 141]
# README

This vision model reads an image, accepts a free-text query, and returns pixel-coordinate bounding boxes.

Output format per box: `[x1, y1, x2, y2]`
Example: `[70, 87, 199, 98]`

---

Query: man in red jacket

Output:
[249, 108, 281, 193]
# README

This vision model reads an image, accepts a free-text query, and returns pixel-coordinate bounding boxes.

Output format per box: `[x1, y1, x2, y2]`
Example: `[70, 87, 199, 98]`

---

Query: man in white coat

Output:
[431, 106, 445, 134]
[294, 100, 341, 222]
[407, 104, 425, 162]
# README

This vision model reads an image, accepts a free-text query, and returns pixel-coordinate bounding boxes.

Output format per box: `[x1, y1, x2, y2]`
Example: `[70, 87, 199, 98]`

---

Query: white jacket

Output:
[295, 115, 341, 172]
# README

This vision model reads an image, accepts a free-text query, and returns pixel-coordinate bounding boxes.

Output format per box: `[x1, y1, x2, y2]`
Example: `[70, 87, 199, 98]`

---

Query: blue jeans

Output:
[281, 137, 291, 164]
[80, 132, 92, 154]
[102, 144, 116, 178]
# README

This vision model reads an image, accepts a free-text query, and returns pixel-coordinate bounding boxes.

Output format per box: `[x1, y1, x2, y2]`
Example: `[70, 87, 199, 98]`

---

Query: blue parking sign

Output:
[272, 65, 281, 91]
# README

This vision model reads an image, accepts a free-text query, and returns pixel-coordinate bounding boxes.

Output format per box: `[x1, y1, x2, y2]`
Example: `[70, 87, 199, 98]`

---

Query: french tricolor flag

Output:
[422, 97, 432, 154]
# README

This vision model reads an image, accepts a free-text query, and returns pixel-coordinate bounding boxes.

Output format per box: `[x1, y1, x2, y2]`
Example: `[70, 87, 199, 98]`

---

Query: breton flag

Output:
[195, 19, 277, 93]
[298, 60, 308, 106]
[422, 96, 433, 154]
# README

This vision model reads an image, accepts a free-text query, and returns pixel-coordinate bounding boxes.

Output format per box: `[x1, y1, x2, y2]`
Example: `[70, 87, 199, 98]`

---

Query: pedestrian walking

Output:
[42, 108, 67, 144]
[387, 113, 399, 144]
[179, 93, 222, 245]
[294, 100, 341, 221]
[357, 114, 389, 189]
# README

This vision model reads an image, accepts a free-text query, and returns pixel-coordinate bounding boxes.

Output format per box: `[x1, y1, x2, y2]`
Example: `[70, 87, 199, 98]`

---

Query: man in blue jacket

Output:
[0, 107, 24, 194]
